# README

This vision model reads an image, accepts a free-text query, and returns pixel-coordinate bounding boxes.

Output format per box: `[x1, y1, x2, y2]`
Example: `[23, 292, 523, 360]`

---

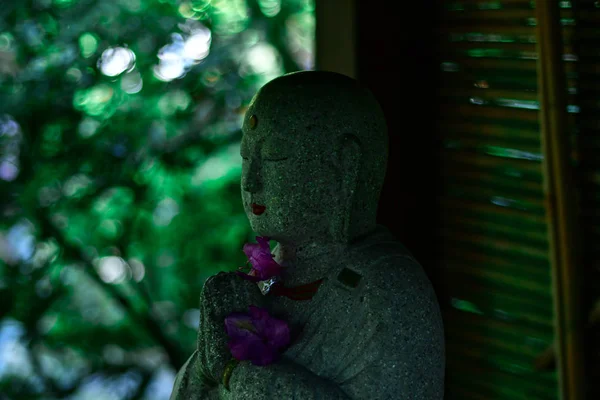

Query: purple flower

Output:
[236, 236, 284, 282]
[225, 305, 290, 366]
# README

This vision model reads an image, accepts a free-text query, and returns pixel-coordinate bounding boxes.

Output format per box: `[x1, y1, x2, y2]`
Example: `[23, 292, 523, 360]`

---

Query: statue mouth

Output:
[251, 203, 266, 215]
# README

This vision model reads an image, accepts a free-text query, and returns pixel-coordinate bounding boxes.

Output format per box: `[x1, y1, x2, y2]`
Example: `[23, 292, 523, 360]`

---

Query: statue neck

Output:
[276, 240, 346, 262]
[273, 240, 347, 286]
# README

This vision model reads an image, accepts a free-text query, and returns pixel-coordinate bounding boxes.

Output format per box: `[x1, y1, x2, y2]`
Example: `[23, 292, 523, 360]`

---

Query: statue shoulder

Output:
[327, 242, 442, 327]
[331, 241, 443, 337]
[338, 239, 431, 296]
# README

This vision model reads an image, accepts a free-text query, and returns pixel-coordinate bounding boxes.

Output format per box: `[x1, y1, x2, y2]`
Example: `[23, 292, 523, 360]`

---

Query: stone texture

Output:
[171, 71, 445, 399]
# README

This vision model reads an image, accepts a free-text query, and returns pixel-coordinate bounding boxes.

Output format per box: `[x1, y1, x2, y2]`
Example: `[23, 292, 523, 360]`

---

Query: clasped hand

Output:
[197, 271, 266, 386]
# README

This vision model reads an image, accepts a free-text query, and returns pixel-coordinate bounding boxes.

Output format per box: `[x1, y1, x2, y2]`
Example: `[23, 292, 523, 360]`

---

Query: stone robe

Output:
[172, 225, 445, 399]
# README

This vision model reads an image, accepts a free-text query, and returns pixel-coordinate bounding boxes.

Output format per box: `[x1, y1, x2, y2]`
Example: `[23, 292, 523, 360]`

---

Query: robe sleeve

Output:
[170, 350, 220, 400]
[337, 257, 445, 399]
[220, 357, 350, 399]
[338, 286, 445, 399]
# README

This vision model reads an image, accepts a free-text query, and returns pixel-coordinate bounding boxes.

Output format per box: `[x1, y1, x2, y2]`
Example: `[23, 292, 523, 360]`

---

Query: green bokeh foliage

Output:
[0, 0, 313, 398]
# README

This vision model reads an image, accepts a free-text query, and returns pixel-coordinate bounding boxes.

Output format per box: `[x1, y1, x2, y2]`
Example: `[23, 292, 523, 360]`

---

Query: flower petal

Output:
[264, 318, 291, 350]
[224, 313, 256, 338]
[256, 236, 271, 251]
[247, 305, 270, 321]
[228, 335, 267, 361]
[251, 250, 272, 268]
[242, 237, 284, 280]
[225, 306, 290, 366]
[243, 243, 261, 259]
[247, 306, 290, 349]
[255, 260, 284, 279]
[250, 346, 280, 366]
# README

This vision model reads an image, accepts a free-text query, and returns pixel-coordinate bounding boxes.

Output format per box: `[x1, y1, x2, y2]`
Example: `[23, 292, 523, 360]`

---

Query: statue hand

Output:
[198, 271, 266, 385]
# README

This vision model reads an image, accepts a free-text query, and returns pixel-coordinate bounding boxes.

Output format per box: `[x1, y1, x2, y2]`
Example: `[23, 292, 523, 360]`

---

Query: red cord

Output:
[270, 279, 325, 301]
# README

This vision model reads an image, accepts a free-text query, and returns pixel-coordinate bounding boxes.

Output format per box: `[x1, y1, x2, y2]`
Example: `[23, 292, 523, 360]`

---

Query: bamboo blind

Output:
[438, 0, 584, 398]
[564, 1, 600, 399]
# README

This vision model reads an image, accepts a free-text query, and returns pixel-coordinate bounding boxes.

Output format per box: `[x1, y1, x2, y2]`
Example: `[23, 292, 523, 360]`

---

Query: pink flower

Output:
[236, 236, 284, 282]
[224, 305, 290, 366]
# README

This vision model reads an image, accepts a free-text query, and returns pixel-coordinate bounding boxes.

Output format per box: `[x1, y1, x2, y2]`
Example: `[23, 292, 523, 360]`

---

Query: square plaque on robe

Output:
[336, 267, 362, 289]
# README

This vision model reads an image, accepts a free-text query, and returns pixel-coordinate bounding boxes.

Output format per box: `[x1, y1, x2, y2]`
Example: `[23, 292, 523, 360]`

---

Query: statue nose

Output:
[242, 159, 261, 193]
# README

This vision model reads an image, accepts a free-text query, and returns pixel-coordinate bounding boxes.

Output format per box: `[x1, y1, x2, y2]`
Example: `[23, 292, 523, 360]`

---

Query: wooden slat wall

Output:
[535, 1, 585, 397]
[439, 1, 559, 398]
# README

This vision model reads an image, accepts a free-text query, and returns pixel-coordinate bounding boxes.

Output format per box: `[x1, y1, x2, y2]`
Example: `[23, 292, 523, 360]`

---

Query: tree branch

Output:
[35, 209, 187, 369]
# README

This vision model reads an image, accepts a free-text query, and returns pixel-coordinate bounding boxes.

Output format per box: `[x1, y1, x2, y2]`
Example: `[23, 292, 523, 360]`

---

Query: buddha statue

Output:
[171, 71, 445, 399]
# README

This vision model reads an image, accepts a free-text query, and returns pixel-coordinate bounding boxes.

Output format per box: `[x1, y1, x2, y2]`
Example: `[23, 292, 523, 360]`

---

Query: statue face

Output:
[240, 111, 338, 245]
[239, 71, 389, 247]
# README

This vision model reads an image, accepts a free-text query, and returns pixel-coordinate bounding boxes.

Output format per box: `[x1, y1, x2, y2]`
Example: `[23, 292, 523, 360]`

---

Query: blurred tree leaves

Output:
[0, 0, 313, 398]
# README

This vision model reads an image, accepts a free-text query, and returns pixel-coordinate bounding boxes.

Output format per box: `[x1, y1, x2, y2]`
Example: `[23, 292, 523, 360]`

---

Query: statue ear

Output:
[332, 134, 362, 243]
[339, 134, 362, 201]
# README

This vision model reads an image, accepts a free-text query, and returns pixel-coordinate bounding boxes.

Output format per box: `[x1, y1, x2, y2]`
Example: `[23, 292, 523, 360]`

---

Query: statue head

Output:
[240, 71, 388, 247]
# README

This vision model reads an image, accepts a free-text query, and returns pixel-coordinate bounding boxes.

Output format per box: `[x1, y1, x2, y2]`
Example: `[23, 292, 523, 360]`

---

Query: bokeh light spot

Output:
[128, 258, 146, 282]
[153, 198, 180, 227]
[239, 43, 283, 83]
[191, 0, 211, 12]
[98, 47, 136, 77]
[178, 1, 196, 19]
[78, 117, 101, 138]
[73, 84, 116, 118]
[121, 0, 143, 12]
[183, 309, 200, 329]
[0, 32, 14, 51]
[183, 27, 211, 61]
[258, 0, 281, 17]
[121, 70, 143, 94]
[0, 161, 18, 181]
[153, 26, 211, 82]
[158, 90, 191, 115]
[53, 0, 76, 8]
[98, 219, 122, 240]
[79, 33, 98, 58]
[62, 174, 92, 197]
[66, 67, 82, 83]
[96, 256, 129, 284]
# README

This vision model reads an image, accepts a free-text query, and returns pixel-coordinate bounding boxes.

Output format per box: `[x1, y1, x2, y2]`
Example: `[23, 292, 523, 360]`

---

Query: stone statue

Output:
[171, 71, 445, 399]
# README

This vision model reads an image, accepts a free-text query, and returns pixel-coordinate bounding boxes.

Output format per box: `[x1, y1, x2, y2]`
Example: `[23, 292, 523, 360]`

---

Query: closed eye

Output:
[240, 156, 288, 162]
[264, 157, 289, 162]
